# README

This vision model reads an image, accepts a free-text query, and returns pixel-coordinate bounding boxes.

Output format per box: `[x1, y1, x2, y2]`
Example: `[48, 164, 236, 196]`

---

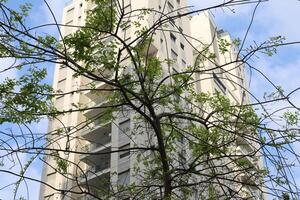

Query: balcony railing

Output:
[79, 161, 110, 181]
[82, 136, 111, 152]
[83, 100, 111, 118]
[86, 97, 108, 108]
[236, 146, 256, 164]
[80, 121, 112, 137]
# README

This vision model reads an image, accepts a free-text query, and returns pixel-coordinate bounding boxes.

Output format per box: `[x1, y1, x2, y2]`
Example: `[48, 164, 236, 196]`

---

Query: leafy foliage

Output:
[0, 0, 299, 200]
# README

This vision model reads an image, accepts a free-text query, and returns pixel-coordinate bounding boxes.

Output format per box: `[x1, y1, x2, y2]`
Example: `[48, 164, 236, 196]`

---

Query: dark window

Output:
[58, 78, 66, 83]
[167, 2, 174, 11]
[170, 33, 176, 43]
[119, 144, 130, 159]
[178, 27, 183, 32]
[118, 170, 130, 185]
[171, 49, 178, 60]
[180, 43, 185, 50]
[213, 72, 226, 93]
[170, 18, 175, 26]
[120, 151, 130, 158]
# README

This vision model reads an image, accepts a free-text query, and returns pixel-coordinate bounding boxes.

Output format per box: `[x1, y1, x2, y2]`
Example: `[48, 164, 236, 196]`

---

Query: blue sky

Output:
[190, 0, 300, 197]
[1, 0, 300, 199]
[0, 1, 67, 199]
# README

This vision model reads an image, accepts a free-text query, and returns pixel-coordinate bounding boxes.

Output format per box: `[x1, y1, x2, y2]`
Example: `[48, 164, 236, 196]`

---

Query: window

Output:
[66, 7, 74, 15]
[65, 20, 74, 35]
[57, 78, 66, 91]
[171, 49, 178, 60]
[177, 12, 182, 18]
[124, 37, 131, 42]
[119, 144, 130, 159]
[59, 65, 66, 69]
[170, 33, 176, 43]
[55, 95, 64, 109]
[178, 27, 183, 33]
[120, 151, 130, 159]
[65, 7, 74, 26]
[124, 4, 131, 14]
[213, 72, 226, 93]
[172, 67, 179, 73]
[177, 0, 180, 4]
[178, 151, 186, 166]
[119, 119, 130, 145]
[178, 135, 184, 144]
[66, 20, 73, 25]
[119, 119, 130, 135]
[118, 170, 130, 185]
[78, 16, 82, 26]
[44, 194, 54, 200]
[58, 78, 66, 83]
[47, 171, 56, 176]
[122, 21, 131, 31]
[180, 43, 184, 50]
[169, 18, 175, 26]
[59, 66, 67, 80]
[167, 1, 174, 11]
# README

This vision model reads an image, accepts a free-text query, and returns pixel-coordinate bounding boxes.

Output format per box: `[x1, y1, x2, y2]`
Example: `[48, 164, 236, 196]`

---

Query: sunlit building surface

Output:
[39, 0, 264, 199]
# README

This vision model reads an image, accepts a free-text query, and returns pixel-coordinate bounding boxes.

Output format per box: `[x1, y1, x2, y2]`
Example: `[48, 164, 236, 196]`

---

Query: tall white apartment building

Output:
[39, 0, 263, 199]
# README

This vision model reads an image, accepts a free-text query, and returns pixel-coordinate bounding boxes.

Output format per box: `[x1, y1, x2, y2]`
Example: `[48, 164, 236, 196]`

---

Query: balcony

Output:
[79, 146, 111, 185]
[82, 136, 111, 152]
[83, 100, 111, 119]
[88, 92, 108, 106]
[80, 163, 110, 181]
[79, 167, 111, 196]
[79, 68, 114, 91]
[235, 146, 257, 166]
[140, 42, 158, 57]
[80, 141, 112, 160]
[236, 134, 259, 151]
[80, 121, 112, 139]
[82, 81, 110, 96]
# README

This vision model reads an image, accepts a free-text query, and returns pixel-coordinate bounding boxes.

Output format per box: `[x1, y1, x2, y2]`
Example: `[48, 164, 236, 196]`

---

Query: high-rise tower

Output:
[39, 0, 264, 199]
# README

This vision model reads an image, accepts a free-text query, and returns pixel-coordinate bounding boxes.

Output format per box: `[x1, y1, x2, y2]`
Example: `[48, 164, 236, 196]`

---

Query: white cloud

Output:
[254, 0, 300, 41]
[190, 0, 300, 43]
[251, 57, 300, 98]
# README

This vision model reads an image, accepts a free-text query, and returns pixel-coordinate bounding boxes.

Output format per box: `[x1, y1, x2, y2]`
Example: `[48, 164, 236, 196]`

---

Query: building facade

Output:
[39, 0, 264, 199]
